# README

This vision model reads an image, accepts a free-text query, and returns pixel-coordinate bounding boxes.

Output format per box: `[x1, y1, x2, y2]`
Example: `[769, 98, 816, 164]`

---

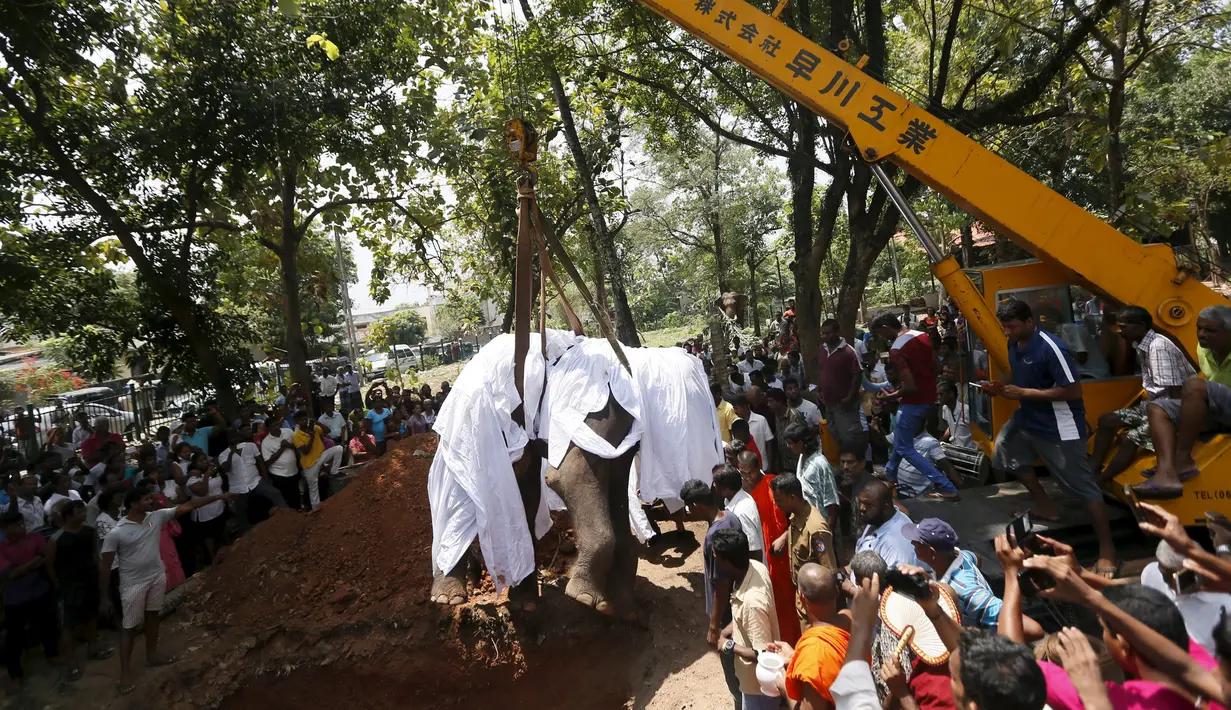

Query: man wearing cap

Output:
[905, 518, 1044, 639]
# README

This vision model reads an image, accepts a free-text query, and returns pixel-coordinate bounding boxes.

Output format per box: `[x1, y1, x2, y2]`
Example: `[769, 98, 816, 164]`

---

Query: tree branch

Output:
[297, 195, 404, 239]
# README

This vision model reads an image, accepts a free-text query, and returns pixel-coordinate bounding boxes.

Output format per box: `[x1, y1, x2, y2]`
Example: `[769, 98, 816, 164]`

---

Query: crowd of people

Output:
[681, 295, 1231, 709]
[0, 366, 450, 694]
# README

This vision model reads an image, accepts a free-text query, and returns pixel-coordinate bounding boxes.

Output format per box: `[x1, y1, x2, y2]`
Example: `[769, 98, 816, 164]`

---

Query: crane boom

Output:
[635, 0, 1226, 359]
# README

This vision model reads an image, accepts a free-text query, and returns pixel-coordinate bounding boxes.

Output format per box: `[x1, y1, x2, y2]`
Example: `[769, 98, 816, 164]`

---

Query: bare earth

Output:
[9, 520, 731, 709]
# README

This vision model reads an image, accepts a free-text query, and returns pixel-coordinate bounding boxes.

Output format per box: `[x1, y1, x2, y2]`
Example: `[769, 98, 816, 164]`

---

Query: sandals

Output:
[90, 647, 115, 661]
[147, 654, 178, 667]
[1140, 466, 1199, 482]
[1132, 480, 1185, 500]
[924, 491, 960, 501]
[118, 683, 135, 695]
[67, 667, 82, 682]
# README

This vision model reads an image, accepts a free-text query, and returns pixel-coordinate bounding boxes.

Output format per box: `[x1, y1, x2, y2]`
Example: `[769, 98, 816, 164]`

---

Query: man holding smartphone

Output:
[985, 299, 1119, 578]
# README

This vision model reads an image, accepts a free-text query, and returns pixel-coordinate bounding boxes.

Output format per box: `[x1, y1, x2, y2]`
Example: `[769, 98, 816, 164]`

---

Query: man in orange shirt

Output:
[737, 450, 796, 645]
[769, 563, 851, 708]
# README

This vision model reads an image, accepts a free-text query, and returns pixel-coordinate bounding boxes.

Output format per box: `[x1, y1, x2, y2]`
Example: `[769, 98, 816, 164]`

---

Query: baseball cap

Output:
[901, 518, 959, 550]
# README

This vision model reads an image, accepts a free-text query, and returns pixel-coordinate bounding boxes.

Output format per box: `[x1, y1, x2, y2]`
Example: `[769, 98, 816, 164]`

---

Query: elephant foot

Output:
[565, 576, 612, 615]
[430, 573, 468, 606]
[508, 572, 539, 612]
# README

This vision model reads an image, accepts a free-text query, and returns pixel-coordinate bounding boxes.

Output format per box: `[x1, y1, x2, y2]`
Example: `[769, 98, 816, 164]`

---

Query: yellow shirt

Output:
[1198, 346, 1231, 386]
[292, 424, 326, 468]
[731, 559, 780, 694]
[717, 400, 739, 443]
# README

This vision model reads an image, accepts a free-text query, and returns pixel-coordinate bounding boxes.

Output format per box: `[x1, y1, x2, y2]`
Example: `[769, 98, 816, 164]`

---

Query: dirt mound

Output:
[125, 433, 645, 710]
[198, 434, 439, 629]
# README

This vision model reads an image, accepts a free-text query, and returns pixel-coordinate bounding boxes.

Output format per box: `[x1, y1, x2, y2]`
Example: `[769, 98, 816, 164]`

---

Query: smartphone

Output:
[884, 568, 931, 600]
[1006, 512, 1054, 556]
[1019, 568, 1056, 597]
[1174, 569, 1203, 595]
[1124, 484, 1162, 526]
[1206, 510, 1231, 529]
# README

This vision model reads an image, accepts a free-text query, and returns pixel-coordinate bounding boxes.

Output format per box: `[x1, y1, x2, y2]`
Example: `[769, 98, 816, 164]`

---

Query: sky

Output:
[344, 231, 434, 315]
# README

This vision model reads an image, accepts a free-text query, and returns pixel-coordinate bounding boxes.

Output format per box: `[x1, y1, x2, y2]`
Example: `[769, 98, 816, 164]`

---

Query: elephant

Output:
[430, 394, 639, 618]
[428, 331, 721, 619]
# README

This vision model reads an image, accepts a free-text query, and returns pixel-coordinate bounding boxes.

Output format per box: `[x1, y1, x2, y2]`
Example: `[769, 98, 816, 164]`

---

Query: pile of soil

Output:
[198, 433, 439, 628]
[129, 433, 642, 710]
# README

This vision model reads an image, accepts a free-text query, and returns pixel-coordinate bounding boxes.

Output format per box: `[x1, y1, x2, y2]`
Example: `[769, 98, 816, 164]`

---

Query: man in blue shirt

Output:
[680, 478, 743, 710]
[985, 299, 1119, 576]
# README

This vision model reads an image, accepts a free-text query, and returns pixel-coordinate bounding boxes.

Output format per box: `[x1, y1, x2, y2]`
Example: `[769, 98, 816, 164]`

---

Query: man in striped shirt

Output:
[986, 299, 1119, 577]
[1089, 305, 1193, 480]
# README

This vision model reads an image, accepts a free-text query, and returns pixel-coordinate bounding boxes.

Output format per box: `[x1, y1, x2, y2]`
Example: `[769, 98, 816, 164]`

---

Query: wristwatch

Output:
[721, 638, 735, 655]
[1217, 544, 1230, 557]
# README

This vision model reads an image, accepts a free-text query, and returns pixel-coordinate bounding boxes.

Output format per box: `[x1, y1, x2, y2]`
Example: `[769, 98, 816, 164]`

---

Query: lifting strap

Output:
[512, 176, 535, 428]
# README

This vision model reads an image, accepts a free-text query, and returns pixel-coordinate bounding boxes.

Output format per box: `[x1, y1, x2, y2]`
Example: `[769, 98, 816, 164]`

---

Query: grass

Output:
[638, 320, 708, 348]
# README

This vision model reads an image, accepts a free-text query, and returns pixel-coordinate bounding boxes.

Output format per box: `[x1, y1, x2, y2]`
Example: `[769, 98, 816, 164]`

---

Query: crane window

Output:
[997, 285, 1122, 380]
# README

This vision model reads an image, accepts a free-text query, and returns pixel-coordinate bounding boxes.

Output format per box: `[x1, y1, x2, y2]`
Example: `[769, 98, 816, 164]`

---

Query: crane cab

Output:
[956, 258, 1230, 526]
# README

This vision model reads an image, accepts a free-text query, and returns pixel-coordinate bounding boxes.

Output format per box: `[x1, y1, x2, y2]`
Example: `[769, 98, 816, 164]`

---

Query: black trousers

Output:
[5, 592, 59, 679]
[270, 473, 303, 510]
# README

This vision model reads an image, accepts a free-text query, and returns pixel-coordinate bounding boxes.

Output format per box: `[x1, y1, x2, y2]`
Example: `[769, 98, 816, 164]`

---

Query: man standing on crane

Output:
[985, 300, 1120, 577]
[868, 313, 960, 501]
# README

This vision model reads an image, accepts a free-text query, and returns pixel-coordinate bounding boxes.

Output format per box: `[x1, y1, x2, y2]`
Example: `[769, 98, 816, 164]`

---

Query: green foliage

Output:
[367, 310, 428, 349]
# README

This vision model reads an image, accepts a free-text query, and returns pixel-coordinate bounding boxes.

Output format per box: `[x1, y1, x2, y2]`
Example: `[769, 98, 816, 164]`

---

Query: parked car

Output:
[50, 386, 118, 407]
[362, 345, 418, 382]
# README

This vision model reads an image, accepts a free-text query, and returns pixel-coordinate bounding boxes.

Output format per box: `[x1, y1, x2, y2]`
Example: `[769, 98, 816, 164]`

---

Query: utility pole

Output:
[333, 227, 359, 363]
[888, 235, 901, 305]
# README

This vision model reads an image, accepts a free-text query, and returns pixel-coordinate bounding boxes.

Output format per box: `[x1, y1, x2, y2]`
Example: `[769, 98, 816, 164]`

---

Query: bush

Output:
[419, 354, 441, 370]
[13, 359, 87, 405]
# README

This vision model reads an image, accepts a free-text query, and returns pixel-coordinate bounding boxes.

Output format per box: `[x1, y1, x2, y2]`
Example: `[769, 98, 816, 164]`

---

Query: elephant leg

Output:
[547, 446, 616, 614]
[604, 448, 640, 620]
[545, 393, 635, 616]
[431, 546, 471, 605]
[509, 444, 544, 612]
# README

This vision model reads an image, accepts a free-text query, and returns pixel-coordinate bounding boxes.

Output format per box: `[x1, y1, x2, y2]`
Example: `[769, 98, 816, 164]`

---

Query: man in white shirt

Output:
[714, 465, 764, 560]
[218, 427, 286, 535]
[339, 365, 362, 415]
[854, 480, 919, 568]
[785, 378, 821, 428]
[11, 473, 47, 532]
[71, 412, 91, 451]
[317, 368, 338, 410]
[43, 472, 84, 516]
[260, 414, 302, 510]
[736, 351, 763, 377]
[101, 484, 232, 692]
[1140, 540, 1231, 654]
[938, 380, 973, 448]
[732, 394, 776, 473]
[317, 399, 346, 441]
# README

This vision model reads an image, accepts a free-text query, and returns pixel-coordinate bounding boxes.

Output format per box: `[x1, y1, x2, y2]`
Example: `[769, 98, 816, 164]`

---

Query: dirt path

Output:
[628, 525, 734, 710]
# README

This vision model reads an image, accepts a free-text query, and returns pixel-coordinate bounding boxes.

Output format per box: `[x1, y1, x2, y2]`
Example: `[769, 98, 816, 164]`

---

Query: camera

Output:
[885, 568, 932, 600]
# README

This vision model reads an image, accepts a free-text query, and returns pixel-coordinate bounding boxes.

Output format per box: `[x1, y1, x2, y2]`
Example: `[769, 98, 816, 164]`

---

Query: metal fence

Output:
[2, 385, 220, 458]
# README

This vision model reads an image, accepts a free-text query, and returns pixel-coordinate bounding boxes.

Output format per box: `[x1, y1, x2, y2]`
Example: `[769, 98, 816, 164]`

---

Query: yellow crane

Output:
[634, 0, 1229, 524]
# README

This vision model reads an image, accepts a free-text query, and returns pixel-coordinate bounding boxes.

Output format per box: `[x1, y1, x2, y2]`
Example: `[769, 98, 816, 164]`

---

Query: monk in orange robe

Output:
[736, 450, 797, 644]
[769, 563, 852, 706]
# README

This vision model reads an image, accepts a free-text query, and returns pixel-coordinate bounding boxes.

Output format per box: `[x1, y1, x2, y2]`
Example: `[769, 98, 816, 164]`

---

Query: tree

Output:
[0, 0, 258, 411]
[366, 310, 428, 349]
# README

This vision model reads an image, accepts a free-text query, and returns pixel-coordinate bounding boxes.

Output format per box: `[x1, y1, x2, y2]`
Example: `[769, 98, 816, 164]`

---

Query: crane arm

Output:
[634, 0, 1225, 360]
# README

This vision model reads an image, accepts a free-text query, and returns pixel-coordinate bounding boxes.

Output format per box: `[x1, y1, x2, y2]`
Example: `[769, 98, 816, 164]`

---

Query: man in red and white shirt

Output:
[869, 312, 959, 501]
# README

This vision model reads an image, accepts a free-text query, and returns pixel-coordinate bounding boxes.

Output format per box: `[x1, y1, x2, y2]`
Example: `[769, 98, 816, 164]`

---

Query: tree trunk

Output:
[789, 137, 821, 375]
[277, 157, 314, 416]
[710, 130, 729, 295]
[960, 221, 974, 267]
[748, 252, 761, 337]
[519, 0, 641, 347]
[1106, 77, 1127, 220]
